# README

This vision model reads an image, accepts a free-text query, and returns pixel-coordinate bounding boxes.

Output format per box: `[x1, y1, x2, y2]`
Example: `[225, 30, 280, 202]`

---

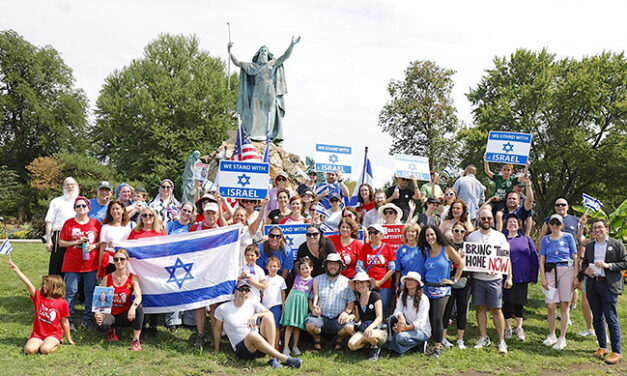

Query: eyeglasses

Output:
[75, 204, 87, 209]
[141, 213, 154, 218]
[453, 229, 466, 234]
[480, 216, 493, 221]
[237, 287, 251, 293]
[306, 232, 320, 237]
[276, 177, 287, 182]
[549, 221, 561, 226]
[383, 210, 396, 215]
[268, 233, 282, 239]
[113, 257, 127, 262]
[554, 203, 567, 207]
[161, 185, 172, 190]
[368, 230, 380, 235]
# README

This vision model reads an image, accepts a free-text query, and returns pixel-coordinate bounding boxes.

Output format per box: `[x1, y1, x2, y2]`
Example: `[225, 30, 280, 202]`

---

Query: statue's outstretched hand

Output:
[291, 36, 301, 45]
[228, 42, 233, 51]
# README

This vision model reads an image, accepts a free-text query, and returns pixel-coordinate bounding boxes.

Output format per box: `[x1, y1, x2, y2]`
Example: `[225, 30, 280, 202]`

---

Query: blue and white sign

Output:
[394, 154, 430, 181]
[582, 193, 603, 212]
[264, 224, 309, 250]
[315, 144, 352, 173]
[485, 131, 532, 165]
[218, 160, 270, 199]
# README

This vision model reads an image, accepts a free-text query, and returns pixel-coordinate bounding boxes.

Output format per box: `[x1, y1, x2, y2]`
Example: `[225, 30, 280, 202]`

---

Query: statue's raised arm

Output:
[227, 42, 243, 68]
[273, 36, 301, 67]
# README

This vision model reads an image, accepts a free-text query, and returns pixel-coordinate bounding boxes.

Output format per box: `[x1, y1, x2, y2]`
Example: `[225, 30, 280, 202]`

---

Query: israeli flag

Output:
[0, 239, 12, 255]
[485, 131, 532, 165]
[115, 225, 241, 314]
[443, 164, 455, 177]
[348, 158, 374, 207]
[582, 193, 602, 212]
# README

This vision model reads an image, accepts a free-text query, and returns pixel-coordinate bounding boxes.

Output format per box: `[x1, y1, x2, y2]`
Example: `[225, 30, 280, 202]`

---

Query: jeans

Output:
[388, 316, 429, 354]
[587, 280, 621, 354]
[65, 271, 97, 325]
[378, 288, 392, 317]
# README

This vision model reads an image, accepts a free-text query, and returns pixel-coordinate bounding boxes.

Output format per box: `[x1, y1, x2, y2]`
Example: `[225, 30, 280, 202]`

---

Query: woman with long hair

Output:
[388, 272, 431, 355]
[297, 224, 337, 278]
[347, 272, 387, 361]
[267, 189, 292, 224]
[327, 218, 362, 278]
[99, 200, 133, 279]
[356, 183, 375, 223]
[148, 178, 180, 227]
[440, 199, 474, 239]
[256, 226, 295, 280]
[280, 195, 309, 224]
[439, 188, 458, 221]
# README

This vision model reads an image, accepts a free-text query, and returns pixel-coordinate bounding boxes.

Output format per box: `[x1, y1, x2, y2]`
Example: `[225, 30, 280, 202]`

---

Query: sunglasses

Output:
[383, 210, 396, 215]
[480, 216, 493, 221]
[368, 230, 380, 235]
[113, 257, 127, 262]
[237, 287, 251, 293]
[276, 177, 287, 182]
[141, 213, 154, 218]
[453, 229, 466, 234]
[75, 204, 87, 209]
[554, 203, 567, 207]
[241, 199, 255, 204]
[330, 198, 340, 203]
[549, 221, 561, 226]
[444, 193, 455, 196]
[306, 232, 320, 237]
[161, 185, 172, 189]
[268, 233, 282, 239]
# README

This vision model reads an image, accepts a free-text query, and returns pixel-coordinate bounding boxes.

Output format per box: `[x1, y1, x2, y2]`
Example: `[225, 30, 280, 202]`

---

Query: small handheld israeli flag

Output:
[443, 164, 455, 177]
[582, 193, 602, 212]
[0, 239, 12, 261]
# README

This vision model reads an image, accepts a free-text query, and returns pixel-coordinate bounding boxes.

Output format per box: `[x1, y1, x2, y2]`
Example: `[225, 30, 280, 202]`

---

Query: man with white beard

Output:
[45, 177, 80, 276]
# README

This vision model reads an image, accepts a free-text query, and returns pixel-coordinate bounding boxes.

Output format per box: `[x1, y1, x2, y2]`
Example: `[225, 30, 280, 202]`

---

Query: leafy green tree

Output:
[92, 33, 238, 197]
[461, 49, 627, 221]
[379, 60, 459, 170]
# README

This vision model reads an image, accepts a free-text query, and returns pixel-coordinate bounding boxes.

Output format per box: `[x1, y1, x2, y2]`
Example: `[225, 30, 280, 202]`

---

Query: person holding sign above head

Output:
[316, 170, 349, 210]
[539, 214, 578, 351]
[467, 208, 512, 354]
[418, 225, 464, 358]
[483, 156, 529, 233]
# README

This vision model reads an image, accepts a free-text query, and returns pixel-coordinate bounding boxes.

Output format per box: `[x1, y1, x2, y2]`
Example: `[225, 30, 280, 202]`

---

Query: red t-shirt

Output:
[188, 222, 219, 232]
[358, 242, 395, 289]
[358, 201, 375, 222]
[127, 228, 166, 240]
[328, 234, 362, 278]
[60, 217, 101, 273]
[30, 290, 69, 342]
[107, 273, 134, 315]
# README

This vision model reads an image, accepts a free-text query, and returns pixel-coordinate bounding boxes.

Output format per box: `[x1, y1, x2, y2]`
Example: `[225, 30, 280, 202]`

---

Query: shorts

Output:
[28, 335, 61, 344]
[545, 266, 574, 304]
[234, 339, 265, 360]
[305, 314, 354, 335]
[269, 305, 282, 328]
[472, 279, 503, 309]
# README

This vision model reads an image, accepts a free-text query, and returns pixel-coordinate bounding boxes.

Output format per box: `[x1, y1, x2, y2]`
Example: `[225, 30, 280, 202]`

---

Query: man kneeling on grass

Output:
[213, 280, 302, 368]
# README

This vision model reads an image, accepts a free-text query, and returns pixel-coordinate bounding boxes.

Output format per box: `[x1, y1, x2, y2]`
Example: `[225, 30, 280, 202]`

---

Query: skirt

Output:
[503, 282, 528, 305]
[279, 290, 309, 330]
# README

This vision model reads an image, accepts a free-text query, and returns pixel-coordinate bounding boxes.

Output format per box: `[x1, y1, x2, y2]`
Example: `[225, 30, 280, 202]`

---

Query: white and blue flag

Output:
[315, 144, 352, 173]
[485, 131, 532, 165]
[443, 164, 455, 177]
[115, 225, 241, 314]
[0, 239, 12, 255]
[582, 193, 602, 212]
[348, 157, 374, 207]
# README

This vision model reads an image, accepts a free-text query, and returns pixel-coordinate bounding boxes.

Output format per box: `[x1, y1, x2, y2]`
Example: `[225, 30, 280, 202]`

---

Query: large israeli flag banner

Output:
[115, 225, 241, 314]
[485, 131, 532, 165]
[315, 144, 352, 173]
[218, 160, 270, 199]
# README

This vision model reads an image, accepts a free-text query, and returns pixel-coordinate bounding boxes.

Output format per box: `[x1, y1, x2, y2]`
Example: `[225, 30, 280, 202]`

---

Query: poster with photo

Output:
[92, 286, 114, 314]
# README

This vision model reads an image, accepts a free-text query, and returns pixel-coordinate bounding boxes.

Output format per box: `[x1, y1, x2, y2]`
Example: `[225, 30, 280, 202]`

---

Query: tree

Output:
[378, 60, 459, 171]
[92, 33, 238, 197]
[0, 30, 89, 219]
[461, 49, 627, 221]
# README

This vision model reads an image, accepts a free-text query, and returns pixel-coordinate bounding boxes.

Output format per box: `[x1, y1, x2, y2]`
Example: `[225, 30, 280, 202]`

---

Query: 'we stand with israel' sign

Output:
[485, 131, 532, 165]
[218, 161, 270, 199]
[315, 144, 352, 174]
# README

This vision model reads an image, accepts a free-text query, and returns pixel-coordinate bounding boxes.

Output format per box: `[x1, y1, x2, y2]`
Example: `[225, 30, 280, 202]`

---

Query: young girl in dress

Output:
[8, 260, 74, 354]
[280, 257, 316, 356]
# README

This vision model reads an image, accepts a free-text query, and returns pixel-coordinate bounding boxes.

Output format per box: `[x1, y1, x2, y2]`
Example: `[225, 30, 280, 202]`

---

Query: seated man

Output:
[213, 280, 302, 368]
[306, 253, 356, 350]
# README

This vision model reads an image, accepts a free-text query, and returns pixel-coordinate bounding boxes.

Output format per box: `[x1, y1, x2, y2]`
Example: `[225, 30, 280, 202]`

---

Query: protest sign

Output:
[92, 286, 114, 314]
[382, 225, 404, 252]
[315, 144, 352, 173]
[485, 131, 532, 165]
[394, 154, 430, 181]
[193, 162, 209, 182]
[462, 242, 510, 275]
[264, 224, 309, 249]
[218, 160, 270, 199]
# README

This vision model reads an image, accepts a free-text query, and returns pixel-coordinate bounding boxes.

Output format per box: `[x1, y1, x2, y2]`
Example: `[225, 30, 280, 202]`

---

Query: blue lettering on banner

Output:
[219, 161, 270, 173]
[315, 163, 352, 174]
[485, 152, 526, 164]
[489, 132, 532, 143]
[219, 187, 265, 199]
[316, 144, 352, 154]
[264, 224, 309, 235]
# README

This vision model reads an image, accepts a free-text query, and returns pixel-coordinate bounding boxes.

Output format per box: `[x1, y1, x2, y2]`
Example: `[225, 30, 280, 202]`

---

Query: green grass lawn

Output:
[1, 243, 626, 376]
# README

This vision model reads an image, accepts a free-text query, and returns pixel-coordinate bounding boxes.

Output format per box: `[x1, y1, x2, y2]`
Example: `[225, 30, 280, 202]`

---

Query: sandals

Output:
[335, 336, 343, 350]
[312, 340, 322, 352]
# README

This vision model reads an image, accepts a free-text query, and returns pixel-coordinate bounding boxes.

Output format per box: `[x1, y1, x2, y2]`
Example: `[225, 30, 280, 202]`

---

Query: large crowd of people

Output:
[7, 157, 626, 368]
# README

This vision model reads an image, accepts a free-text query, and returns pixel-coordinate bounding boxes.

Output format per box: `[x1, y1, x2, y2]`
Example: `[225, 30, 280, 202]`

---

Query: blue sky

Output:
[2, 0, 625, 186]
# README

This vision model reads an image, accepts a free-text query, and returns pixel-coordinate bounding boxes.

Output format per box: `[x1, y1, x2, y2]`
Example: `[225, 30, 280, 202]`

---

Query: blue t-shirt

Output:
[395, 244, 426, 278]
[545, 214, 579, 243]
[167, 220, 191, 235]
[539, 233, 577, 263]
[256, 243, 295, 276]
[88, 198, 109, 223]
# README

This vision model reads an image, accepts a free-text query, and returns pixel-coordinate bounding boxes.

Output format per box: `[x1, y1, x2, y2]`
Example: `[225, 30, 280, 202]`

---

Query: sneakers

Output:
[267, 358, 283, 368]
[168, 325, 178, 334]
[605, 352, 623, 364]
[106, 328, 119, 342]
[552, 337, 567, 350]
[497, 340, 508, 354]
[441, 338, 454, 349]
[579, 329, 595, 337]
[504, 327, 512, 340]
[543, 334, 557, 347]
[457, 339, 466, 350]
[593, 348, 608, 359]
[515, 327, 525, 341]
[570, 303, 577, 311]
[430, 346, 443, 358]
[193, 333, 205, 350]
[567, 318, 573, 326]
[474, 336, 491, 349]
[131, 339, 142, 352]
[291, 346, 301, 356]
[285, 356, 303, 368]
[368, 346, 381, 361]
[282, 347, 290, 356]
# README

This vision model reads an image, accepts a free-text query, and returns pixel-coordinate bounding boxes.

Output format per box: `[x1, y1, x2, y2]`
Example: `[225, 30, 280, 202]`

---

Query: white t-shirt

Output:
[262, 275, 287, 308]
[45, 196, 76, 231]
[100, 223, 133, 252]
[466, 229, 510, 281]
[214, 299, 266, 350]
[239, 264, 266, 302]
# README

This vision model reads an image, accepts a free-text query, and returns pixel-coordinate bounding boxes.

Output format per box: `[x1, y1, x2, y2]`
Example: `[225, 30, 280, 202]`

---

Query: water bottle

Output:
[82, 241, 90, 261]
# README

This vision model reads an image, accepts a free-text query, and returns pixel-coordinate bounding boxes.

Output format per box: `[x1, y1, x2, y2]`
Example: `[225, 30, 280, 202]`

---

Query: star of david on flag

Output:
[237, 174, 251, 187]
[165, 258, 194, 288]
